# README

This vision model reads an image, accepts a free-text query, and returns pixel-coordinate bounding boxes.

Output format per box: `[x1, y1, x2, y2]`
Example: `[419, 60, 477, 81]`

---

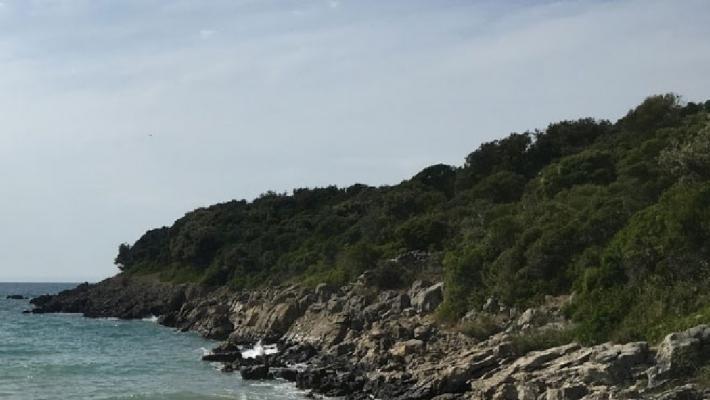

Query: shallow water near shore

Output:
[0, 283, 305, 400]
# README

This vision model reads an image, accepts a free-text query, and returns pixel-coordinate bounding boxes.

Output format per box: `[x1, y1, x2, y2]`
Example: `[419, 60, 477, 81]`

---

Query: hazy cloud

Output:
[0, 0, 708, 281]
[199, 29, 216, 39]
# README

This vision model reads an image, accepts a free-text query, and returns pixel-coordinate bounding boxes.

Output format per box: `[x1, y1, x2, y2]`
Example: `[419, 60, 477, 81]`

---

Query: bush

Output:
[540, 150, 616, 196]
[468, 170, 527, 203]
[507, 326, 577, 355]
[620, 94, 682, 133]
[459, 314, 504, 341]
[659, 121, 710, 181]
[395, 215, 449, 251]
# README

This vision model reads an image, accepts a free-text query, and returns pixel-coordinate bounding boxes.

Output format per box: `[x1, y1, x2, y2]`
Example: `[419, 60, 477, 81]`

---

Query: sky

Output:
[1, 0, 709, 282]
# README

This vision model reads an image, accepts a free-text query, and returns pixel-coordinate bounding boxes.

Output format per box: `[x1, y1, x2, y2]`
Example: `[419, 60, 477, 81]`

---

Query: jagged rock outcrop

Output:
[411, 282, 444, 314]
[30, 277, 194, 319]
[29, 274, 710, 400]
[647, 325, 710, 387]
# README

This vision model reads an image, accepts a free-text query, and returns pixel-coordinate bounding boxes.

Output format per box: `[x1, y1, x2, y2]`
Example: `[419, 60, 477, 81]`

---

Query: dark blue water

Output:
[0, 283, 305, 400]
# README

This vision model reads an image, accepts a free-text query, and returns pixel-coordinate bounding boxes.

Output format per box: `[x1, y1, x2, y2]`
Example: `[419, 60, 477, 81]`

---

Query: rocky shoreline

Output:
[29, 273, 710, 400]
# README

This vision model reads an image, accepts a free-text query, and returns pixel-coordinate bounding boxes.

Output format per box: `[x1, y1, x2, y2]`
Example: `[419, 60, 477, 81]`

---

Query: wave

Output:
[241, 340, 279, 359]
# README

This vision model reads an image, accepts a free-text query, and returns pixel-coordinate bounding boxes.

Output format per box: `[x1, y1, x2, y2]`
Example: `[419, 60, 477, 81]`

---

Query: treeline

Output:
[116, 95, 710, 343]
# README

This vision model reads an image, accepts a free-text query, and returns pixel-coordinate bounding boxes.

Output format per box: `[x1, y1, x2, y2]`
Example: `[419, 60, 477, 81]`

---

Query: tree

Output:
[115, 243, 132, 271]
[659, 122, 710, 181]
[411, 164, 457, 197]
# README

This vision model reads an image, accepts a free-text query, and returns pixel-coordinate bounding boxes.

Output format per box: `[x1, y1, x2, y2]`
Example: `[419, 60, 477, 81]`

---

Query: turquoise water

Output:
[0, 283, 305, 400]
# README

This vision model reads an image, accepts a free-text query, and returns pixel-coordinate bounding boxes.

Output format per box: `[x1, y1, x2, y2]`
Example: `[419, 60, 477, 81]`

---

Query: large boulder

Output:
[227, 288, 311, 344]
[240, 365, 271, 380]
[390, 339, 425, 357]
[648, 325, 710, 386]
[297, 367, 366, 397]
[314, 283, 335, 302]
[516, 308, 550, 330]
[271, 367, 299, 381]
[187, 304, 234, 340]
[411, 282, 444, 314]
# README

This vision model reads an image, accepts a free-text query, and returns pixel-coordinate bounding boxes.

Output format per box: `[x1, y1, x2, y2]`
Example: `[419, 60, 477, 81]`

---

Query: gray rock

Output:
[652, 384, 703, 400]
[482, 297, 498, 313]
[514, 343, 580, 371]
[515, 383, 538, 400]
[271, 367, 299, 382]
[492, 383, 518, 400]
[390, 339, 425, 357]
[684, 324, 710, 342]
[516, 308, 550, 330]
[414, 324, 433, 341]
[430, 394, 465, 400]
[648, 328, 706, 385]
[314, 283, 334, 302]
[545, 383, 588, 400]
[411, 282, 443, 314]
[241, 365, 271, 380]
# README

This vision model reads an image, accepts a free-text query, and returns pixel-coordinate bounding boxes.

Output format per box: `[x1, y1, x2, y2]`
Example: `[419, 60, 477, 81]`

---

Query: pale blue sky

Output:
[1, 0, 709, 281]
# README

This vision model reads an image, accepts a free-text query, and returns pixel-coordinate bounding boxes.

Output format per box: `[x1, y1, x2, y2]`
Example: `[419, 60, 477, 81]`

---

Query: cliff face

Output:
[30, 273, 710, 400]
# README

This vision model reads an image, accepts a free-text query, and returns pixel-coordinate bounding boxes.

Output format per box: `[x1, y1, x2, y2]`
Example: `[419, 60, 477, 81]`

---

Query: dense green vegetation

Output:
[116, 95, 710, 343]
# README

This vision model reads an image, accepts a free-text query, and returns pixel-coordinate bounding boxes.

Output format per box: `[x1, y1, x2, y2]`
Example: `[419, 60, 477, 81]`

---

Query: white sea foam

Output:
[142, 315, 159, 323]
[241, 341, 279, 359]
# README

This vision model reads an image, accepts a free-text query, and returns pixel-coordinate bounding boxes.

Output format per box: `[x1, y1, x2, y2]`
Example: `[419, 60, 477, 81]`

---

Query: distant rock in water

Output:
[6, 295, 26, 300]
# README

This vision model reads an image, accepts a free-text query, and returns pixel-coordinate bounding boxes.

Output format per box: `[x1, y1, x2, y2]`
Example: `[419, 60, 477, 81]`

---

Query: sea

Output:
[0, 283, 306, 400]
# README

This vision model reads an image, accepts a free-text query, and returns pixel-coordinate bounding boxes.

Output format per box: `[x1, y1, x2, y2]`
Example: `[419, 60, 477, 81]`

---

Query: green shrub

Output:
[508, 326, 577, 355]
[540, 150, 616, 197]
[459, 314, 503, 341]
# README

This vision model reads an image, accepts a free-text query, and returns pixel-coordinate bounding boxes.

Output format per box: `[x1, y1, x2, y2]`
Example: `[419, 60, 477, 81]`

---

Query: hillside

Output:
[115, 94, 710, 344]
